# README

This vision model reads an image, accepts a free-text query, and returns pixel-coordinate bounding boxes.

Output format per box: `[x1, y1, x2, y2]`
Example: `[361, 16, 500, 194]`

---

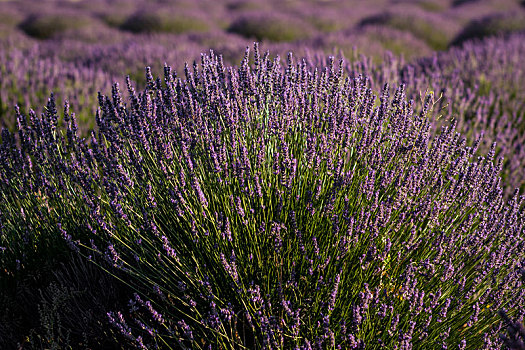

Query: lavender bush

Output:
[451, 12, 525, 46]
[18, 11, 96, 40]
[1, 0, 525, 348]
[228, 12, 316, 42]
[359, 9, 461, 51]
[0, 43, 116, 134]
[1, 44, 523, 348]
[2, 22, 525, 194]
[120, 8, 211, 35]
[335, 33, 525, 197]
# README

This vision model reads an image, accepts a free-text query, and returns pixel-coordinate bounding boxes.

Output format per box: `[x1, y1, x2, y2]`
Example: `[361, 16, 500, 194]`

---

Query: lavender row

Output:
[0, 36, 118, 134]
[2, 31, 525, 198]
[1, 44, 524, 348]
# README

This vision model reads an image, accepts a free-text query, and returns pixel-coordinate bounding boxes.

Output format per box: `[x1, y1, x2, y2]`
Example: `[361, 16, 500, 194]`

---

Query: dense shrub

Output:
[0, 46, 115, 134]
[2, 0, 525, 347]
[228, 12, 316, 42]
[1, 45, 523, 348]
[451, 12, 525, 46]
[424, 36, 525, 195]
[332, 33, 525, 197]
[3, 28, 524, 193]
[359, 10, 460, 51]
[18, 13, 94, 40]
[452, 0, 480, 6]
[120, 9, 210, 34]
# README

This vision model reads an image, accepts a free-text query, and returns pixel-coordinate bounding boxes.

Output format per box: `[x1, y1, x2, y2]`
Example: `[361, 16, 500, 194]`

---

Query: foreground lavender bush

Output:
[1, 45, 524, 348]
[338, 33, 525, 197]
[4, 30, 523, 195]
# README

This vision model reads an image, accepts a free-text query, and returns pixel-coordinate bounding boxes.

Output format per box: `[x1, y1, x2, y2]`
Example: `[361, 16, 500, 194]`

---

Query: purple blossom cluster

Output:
[1, 0, 525, 348]
[1, 43, 523, 348]
[336, 33, 525, 197]
[3, 27, 525, 198]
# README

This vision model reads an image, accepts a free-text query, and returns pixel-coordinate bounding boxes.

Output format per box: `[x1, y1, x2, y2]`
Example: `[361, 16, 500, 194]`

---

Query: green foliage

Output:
[98, 12, 130, 28]
[18, 13, 93, 40]
[452, 12, 525, 46]
[360, 12, 454, 51]
[228, 13, 315, 42]
[120, 10, 210, 34]
[306, 15, 349, 33]
[416, 0, 446, 12]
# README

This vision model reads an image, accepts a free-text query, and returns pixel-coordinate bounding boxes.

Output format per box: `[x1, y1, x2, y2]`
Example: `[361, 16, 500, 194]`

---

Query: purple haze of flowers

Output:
[0, 43, 524, 348]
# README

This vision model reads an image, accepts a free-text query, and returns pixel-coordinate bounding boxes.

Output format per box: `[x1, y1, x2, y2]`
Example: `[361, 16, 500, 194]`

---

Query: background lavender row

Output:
[2, 0, 525, 131]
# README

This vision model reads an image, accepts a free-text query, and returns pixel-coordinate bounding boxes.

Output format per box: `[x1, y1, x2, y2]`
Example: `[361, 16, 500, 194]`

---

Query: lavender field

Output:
[1, 0, 525, 349]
